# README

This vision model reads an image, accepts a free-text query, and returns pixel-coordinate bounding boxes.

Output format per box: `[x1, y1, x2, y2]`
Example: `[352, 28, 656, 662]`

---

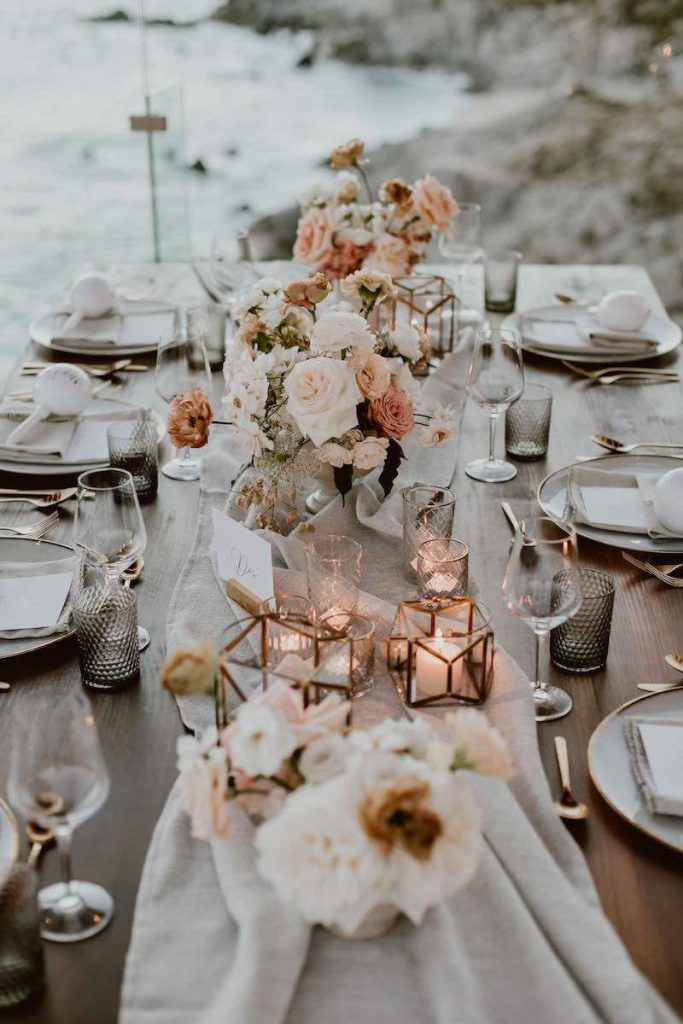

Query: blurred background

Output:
[2, 0, 682, 372]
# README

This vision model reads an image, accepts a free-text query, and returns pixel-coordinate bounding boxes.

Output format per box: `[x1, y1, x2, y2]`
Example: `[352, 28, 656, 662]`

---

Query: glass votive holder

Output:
[0, 863, 45, 1010]
[261, 594, 317, 667]
[550, 568, 615, 673]
[107, 418, 158, 501]
[484, 249, 522, 313]
[417, 538, 469, 603]
[402, 485, 456, 581]
[320, 612, 375, 698]
[187, 303, 227, 370]
[306, 535, 362, 620]
[72, 579, 140, 690]
[505, 384, 553, 460]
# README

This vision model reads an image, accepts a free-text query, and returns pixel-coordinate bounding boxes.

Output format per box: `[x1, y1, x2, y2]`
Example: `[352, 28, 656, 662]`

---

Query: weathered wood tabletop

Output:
[1, 264, 681, 1023]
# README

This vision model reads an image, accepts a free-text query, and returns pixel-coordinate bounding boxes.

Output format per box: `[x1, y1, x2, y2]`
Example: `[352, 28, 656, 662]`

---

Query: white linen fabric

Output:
[569, 466, 683, 539]
[119, 343, 680, 1024]
[520, 305, 658, 357]
[0, 399, 145, 464]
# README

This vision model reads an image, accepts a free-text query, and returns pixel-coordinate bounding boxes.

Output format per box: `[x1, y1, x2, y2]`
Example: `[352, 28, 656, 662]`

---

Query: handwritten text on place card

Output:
[211, 508, 274, 603]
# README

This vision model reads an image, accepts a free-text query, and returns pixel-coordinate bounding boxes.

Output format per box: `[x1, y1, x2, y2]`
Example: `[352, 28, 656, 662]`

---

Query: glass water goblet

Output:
[155, 332, 212, 482]
[8, 692, 112, 943]
[465, 325, 524, 482]
[501, 516, 582, 722]
[73, 467, 149, 652]
[438, 203, 484, 309]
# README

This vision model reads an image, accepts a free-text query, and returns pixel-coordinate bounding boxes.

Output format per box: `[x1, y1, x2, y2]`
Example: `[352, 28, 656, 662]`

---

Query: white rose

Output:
[391, 323, 422, 362]
[299, 734, 349, 784]
[284, 357, 361, 447]
[230, 704, 297, 778]
[310, 310, 375, 355]
[317, 442, 353, 468]
[352, 435, 389, 470]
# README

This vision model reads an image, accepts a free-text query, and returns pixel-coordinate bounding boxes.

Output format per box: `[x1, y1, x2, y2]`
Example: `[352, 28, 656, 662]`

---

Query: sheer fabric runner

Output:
[119, 343, 678, 1024]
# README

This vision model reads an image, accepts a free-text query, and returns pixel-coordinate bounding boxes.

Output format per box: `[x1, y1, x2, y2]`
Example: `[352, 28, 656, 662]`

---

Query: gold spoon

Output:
[637, 682, 683, 693]
[665, 654, 683, 673]
[553, 736, 588, 820]
[26, 791, 64, 869]
[122, 557, 145, 588]
[591, 434, 683, 455]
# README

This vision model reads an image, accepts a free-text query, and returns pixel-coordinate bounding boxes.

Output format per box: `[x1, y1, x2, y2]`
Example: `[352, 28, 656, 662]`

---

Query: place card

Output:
[211, 508, 274, 604]
[637, 720, 683, 809]
[0, 572, 73, 630]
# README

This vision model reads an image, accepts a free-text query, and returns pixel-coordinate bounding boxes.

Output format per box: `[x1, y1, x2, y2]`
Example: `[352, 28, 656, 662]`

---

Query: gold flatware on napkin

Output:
[0, 512, 59, 540]
[592, 434, 683, 454]
[21, 359, 139, 378]
[553, 736, 588, 820]
[594, 373, 679, 386]
[637, 682, 683, 693]
[622, 552, 683, 587]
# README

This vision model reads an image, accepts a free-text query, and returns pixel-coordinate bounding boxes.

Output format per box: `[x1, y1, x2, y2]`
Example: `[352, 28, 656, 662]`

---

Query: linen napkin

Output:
[520, 307, 657, 358]
[0, 553, 77, 639]
[0, 403, 78, 458]
[624, 716, 683, 817]
[0, 399, 147, 464]
[568, 467, 683, 539]
[49, 298, 177, 349]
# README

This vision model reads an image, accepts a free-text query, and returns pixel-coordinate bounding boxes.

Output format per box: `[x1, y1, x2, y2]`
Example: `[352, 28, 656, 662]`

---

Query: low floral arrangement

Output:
[293, 138, 458, 280]
[162, 640, 512, 937]
[221, 272, 456, 515]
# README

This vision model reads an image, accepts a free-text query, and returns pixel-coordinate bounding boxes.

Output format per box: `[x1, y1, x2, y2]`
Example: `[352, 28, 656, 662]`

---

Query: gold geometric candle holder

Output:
[375, 274, 457, 359]
[387, 597, 494, 708]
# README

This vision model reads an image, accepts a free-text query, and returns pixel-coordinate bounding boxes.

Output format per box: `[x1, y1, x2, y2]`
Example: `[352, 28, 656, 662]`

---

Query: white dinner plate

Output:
[503, 308, 681, 364]
[29, 301, 177, 357]
[589, 688, 683, 853]
[0, 403, 165, 477]
[0, 797, 20, 864]
[0, 537, 77, 660]
[538, 454, 683, 554]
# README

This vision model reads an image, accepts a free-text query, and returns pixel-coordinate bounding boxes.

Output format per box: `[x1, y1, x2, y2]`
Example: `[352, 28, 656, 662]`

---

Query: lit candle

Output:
[414, 633, 463, 699]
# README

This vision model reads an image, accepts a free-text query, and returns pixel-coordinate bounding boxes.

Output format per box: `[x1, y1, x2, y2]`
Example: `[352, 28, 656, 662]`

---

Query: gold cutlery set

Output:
[563, 361, 679, 386]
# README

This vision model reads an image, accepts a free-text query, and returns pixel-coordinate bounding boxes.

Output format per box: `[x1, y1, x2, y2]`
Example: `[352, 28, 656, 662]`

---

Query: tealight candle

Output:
[415, 634, 463, 699]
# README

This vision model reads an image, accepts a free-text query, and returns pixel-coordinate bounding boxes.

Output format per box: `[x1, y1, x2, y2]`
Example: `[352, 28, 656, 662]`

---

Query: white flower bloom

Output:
[268, 344, 300, 375]
[300, 184, 333, 210]
[310, 310, 375, 355]
[259, 293, 286, 330]
[335, 171, 360, 204]
[235, 278, 282, 320]
[317, 442, 353, 468]
[392, 360, 421, 403]
[352, 435, 389, 470]
[299, 733, 349, 784]
[238, 420, 275, 458]
[284, 357, 361, 447]
[443, 710, 513, 780]
[230, 704, 298, 778]
[421, 418, 453, 448]
[176, 730, 232, 841]
[390, 323, 422, 362]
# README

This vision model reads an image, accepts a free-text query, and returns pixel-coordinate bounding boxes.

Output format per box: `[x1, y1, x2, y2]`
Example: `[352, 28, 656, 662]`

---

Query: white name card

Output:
[211, 508, 274, 603]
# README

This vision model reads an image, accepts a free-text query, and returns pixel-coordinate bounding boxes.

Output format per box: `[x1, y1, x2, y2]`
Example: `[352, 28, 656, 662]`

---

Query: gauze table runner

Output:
[119, 341, 679, 1024]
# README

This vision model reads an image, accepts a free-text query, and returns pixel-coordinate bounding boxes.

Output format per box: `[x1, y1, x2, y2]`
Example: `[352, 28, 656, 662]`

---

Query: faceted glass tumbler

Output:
[73, 580, 140, 690]
[321, 612, 375, 698]
[417, 538, 469, 603]
[550, 568, 615, 673]
[0, 864, 44, 1009]
[306, 535, 362, 620]
[402, 486, 456, 581]
[107, 419, 158, 501]
[485, 249, 522, 313]
[505, 384, 552, 460]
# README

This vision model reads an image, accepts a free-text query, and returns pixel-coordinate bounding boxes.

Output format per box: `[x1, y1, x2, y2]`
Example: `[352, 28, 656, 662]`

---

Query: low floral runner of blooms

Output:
[161, 640, 512, 937]
[294, 138, 458, 280]
[221, 272, 456, 515]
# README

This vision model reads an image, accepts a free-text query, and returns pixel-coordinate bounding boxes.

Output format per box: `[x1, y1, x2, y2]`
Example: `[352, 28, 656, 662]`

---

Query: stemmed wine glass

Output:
[8, 692, 112, 942]
[465, 325, 524, 482]
[73, 467, 149, 652]
[501, 516, 583, 721]
[211, 229, 258, 301]
[155, 331, 211, 482]
[438, 202, 484, 309]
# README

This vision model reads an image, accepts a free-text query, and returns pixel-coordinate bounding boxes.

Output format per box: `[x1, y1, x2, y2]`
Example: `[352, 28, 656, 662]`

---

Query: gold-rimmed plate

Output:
[588, 688, 683, 853]
[0, 796, 20, 864]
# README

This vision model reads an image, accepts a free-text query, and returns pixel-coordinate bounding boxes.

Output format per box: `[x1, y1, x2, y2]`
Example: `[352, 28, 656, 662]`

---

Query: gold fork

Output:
[622, 552, 683, 587]
[0, 511, 60, 539]
[0, 489, 77, 509]
[562, 361, 676, 380]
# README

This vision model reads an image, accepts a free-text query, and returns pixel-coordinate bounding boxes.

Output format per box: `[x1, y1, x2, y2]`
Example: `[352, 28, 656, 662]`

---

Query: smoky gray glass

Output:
[0, 864, 44, 1009]
[402, 485, 456, 581]
[485, 249, 522, 313]
[107, 419, 158, 501]
[550, 568, 615, 673]
[505, 384, 552, 460]
[73, 578, 140, 690]
[187, 303, 227, 370]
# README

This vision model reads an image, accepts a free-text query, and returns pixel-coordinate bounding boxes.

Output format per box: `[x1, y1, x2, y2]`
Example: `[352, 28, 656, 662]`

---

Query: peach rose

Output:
[293, 206, 338, 269]
[168, 388, 213, 450]
[330, 138, 365, 169]
[284, 272, 332, 312]
[324, 237, 367, 280]
[369, 387, 415, 441]
[413, 174, 458, 235]
[362, 233, 419, 279]
[349, 351, 391, 400]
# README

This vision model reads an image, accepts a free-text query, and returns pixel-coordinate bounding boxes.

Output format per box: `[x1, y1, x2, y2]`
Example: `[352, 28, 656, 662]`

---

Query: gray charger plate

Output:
[0, 537, 76, 660]
[538, 454, 683, 555]
[589, 688, 683, 853]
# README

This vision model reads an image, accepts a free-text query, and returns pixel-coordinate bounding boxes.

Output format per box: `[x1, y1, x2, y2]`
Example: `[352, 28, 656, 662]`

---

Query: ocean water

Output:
[1, 0, 468, 372]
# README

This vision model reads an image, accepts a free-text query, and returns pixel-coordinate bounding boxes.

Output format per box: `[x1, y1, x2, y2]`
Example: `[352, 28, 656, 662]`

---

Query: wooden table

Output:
[1, 264, 681, 1023]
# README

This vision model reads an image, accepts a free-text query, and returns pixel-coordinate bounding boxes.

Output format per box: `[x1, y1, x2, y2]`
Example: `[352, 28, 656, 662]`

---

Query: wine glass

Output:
[73, 467, 149, 652]
[438, 202, 484, 309]
[155, 331, 211, 482]
[501, 516, 583, 721]
[211, 229, 258, 300]
[465, 325, 524, 482]
[8, 692, 112, 942]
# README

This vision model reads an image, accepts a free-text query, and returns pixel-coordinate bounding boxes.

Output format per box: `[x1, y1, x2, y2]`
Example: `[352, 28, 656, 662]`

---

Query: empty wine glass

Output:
[8, 692, 112, 942]
[465, 325, 524, 482]
[73, 467, 149, 652]
[501, 516, 582, 721]
[155, 331, 211, 481]
[438, 202, 484, 308]
[211, 229, 258, 300]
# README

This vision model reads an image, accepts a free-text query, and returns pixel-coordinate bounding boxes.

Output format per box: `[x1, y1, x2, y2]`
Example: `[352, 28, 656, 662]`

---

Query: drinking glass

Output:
[320, 612, 375, 698]
[402, 485, 456, 580]
[485, 249, 522, 313]
[73, 579, 140, 690]
[107, 417, 158, 500]
[73, 468, 149, 652]
[550, 568, 615, 673]
[465, 325, 524, 482]
[155, 332, 212, 482]
[438, 203, 484, 309]
[417, 538, 469, 602]
[187, 303, 227, 370]
[8, 693, 113, 942]
[501, 517, 582, 721]
[505, 383, 552, 460]
[306, 535, 362, 620]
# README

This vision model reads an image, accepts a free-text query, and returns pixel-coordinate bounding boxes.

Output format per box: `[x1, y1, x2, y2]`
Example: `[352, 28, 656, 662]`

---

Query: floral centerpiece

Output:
[162, 640, 512, 938]
[293, 138, 458, 280]
[222, 272, 456, 517]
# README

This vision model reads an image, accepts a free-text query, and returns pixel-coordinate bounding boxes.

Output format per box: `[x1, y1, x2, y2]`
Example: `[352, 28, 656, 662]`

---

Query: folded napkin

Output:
[0, 554, 77, 639]
[50, 298, 177, 349]
[568, 467, 683, 539]
[624, 716, 683, 817]
[0, 399, 147, 464]
[520, 306, 657, 358]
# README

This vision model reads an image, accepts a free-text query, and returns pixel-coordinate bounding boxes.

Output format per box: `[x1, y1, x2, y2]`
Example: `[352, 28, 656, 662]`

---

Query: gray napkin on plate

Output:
[0, 400, 146, 464]
[50, 298, 177, 349]
[520, 307, 656, 357]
